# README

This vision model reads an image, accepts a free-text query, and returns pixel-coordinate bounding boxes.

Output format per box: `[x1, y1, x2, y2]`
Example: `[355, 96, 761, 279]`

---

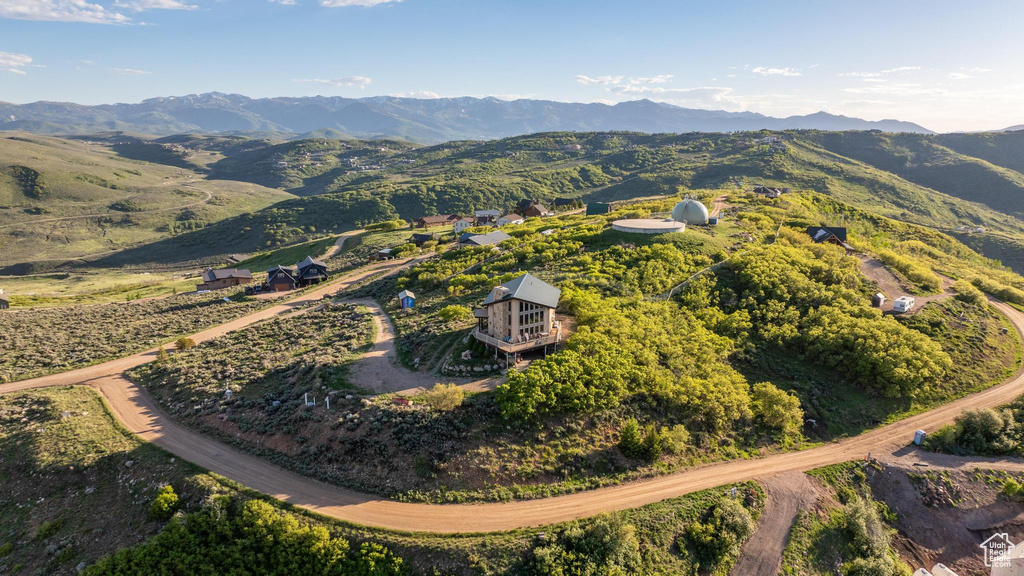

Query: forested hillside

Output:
[4, 129, 1024, 273]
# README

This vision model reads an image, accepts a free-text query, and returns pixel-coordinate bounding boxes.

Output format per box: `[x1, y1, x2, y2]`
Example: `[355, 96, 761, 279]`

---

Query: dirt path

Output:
[4, 290, 1024, 532]
[710, 194, 731, 217]
[343, 298, 498, 395]
[858, 256, 954, 312]
[322, 229, 364, 260]
[732, 471, 819, 576]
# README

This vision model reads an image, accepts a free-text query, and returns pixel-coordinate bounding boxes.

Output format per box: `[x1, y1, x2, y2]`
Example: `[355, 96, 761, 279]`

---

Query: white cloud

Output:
[839, 66, 920, 78]
[320, 0, 400, 6]
[293, 75, 373, 88]
[948, 72, 972, 80]
[112, 67, 151, 75]
[114, 0, 196, 10]
[0, 51, 34, 74]
[632, 74, 673, 84]
[751, 66, 802, 77]
[0, 0, 131, 23]
[268, 0, 297, 4]
[574, 74, 623, 86]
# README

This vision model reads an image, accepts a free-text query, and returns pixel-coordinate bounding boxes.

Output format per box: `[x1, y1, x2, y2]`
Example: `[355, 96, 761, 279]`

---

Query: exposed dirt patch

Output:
[732, 471, 821, 576]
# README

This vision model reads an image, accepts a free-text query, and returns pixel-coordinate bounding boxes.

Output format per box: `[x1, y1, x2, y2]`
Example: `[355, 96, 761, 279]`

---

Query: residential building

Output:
[497, 214, 524, 226]
[266, 266, 297, 292]
[295, 256, 328, 287]
[410, 232, 438, 247]
[586, 202, 611, 215]
[472, 273, 562, 356]
[0, 292, 8, 310]
[807, 226, 854, 253]
[453, 218, 474, 234]
[197, 268, 253, 291]
[523, 203, 551, 218]
[414, 214, 459, 228]
[474, 209, 501, 226]
[458, 230, 512, 248]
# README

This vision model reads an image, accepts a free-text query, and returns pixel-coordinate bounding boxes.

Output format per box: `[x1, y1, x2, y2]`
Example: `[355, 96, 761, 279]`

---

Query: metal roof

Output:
[483, 273, 560, 309]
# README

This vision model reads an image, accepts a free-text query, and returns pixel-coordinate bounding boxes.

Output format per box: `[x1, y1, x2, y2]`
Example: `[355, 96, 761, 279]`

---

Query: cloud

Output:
[839, 66, 920, 78]
[0, 0, 131, 23]
[948, 72, 972, 80]
[575, 74, 623, 86]
[293, 75, 373, 88]
[268, 0, 297, 4]
[320, 0, 400, 6]
[112, 67, 151, 75]
[0, 51, 35, 74]
[751, 66, 802, 77]
[114, 0, 196, 10]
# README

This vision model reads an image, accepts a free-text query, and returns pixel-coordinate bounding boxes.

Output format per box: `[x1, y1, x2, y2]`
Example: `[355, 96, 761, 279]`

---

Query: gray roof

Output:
[398, 290, 415, 300]
[483, 273, 560, 309]
[202, 268, 252, 282]
[296, 255, 327, 269]
[461, 230, 512, 246]
[474, 209, 501, 217]
[0, 294, 8, 303]
[267, 265, 296, 275]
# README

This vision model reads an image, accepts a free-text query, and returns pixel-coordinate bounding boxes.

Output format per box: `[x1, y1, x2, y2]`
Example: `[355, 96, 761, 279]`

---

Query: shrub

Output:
[843, 497, 890, 557]
[156, 346, 168, 364]
[150, 485, 179, 521]
[639, 424, 665, 463]
[954, 408, 1007, 452]
[174, 337, 196, 351]
[618, 419, 643, 459]
[664, 424, 690, 455]
[420, 383, 464, 411]
[751, 382, 804, 440]
[953, 279, 988, 307]
[438, 305, 472, 322]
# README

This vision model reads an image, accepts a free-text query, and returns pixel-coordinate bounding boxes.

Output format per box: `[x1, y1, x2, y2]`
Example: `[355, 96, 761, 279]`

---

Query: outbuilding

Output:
[398, 289, 416, 310]
[0, 293, 8, 310]
[197, 268, 253, 291]
[586, 202, 611, 215]
[871, 293, 887, 307]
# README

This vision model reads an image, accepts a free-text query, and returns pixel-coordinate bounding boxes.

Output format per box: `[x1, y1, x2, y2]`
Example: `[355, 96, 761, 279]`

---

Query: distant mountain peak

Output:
[0, 93, 934, 142]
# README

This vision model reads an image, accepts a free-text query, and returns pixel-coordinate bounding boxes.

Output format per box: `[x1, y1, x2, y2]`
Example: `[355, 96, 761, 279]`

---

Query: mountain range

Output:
[0, 93, 933, 143]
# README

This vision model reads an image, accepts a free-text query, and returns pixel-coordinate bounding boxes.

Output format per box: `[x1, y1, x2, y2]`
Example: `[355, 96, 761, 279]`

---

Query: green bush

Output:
[618, 419, 643, 459]
[438, 305, 472, 322]
[174, 337, 196, 351]
[419, 383, 464, 411]
[953, 278, 988, 307]
[150, 485, 179, 521]
[751, 382, 804, 440]
[664, 424, 690, 455]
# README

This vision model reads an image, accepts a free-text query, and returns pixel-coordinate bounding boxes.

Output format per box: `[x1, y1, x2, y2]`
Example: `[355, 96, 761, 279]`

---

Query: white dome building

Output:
[672, 198, 709, 226]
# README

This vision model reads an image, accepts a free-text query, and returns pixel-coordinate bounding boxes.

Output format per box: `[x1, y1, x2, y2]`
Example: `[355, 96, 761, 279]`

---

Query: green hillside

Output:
[0, 132, 293, 271]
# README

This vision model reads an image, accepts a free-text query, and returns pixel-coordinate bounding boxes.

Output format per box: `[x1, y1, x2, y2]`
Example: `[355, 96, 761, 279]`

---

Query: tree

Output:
[639, 424, 665, 463]
[156, 346, 168, 364]
[751, 382, 804, 440]
[175, 337, 196, 351]
[438, 305, 472, 322]
[955, 408, 1007, 453]
[618, 418, 643, 459]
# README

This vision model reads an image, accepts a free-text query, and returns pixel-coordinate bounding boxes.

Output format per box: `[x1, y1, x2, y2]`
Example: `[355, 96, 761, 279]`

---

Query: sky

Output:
[0, 0, 1022, 132]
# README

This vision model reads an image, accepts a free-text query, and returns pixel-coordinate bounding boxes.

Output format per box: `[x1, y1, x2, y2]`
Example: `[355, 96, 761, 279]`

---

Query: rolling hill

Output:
[0, 93, 931, 143]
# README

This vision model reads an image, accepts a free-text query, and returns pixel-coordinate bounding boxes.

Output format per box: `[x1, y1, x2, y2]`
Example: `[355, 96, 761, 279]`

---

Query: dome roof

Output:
[671, 198, 709, 225]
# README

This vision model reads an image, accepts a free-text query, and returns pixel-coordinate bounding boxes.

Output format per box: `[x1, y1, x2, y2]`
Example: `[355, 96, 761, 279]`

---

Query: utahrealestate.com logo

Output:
[981, 533, 1015, 568]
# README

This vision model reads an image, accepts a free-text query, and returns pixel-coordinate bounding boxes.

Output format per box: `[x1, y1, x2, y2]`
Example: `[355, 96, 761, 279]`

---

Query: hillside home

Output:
[267, 266, 297, 292]
[295, 256, 329, 287]
[415, 214, 459, 228]
[474, 209, 501, 226]
[0, 293, 8, 310]
[197, 268, 253, 291]
[753, 185, 789, 198]
[472, 273, 562, 356]
[807, 226, 854, 253]
[497, 214, 524, 226]
[523, 203, 551, 218]
[410, 232, 438, 247]
[398, 289, 415, 310]
[516, 199, 539, 213]
[553, 198, 580, 210]
[893, 296, 915, 313]
[453, 218, 475, 234]
[458, 230, 512, 248]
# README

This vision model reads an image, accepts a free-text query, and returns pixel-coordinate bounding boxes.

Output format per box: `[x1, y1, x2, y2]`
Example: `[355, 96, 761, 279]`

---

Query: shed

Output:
[410, 233, 437, 247]
[586, 202, 611, 215]
[871, 293, 886, 307]
[398, 289, 416, 310]
[707, 217, 719, 226]
[0, 293, 8, 310]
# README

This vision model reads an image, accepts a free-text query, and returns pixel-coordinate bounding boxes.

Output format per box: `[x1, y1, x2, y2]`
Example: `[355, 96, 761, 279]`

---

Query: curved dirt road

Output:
[4, 293, 1024, 533]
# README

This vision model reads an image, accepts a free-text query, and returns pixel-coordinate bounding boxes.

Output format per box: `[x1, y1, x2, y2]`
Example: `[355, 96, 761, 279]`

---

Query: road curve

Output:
[4, 293, 1024, 533]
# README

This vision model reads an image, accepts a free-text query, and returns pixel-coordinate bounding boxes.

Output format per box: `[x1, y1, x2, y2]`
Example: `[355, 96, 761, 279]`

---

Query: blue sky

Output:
[1, 0, 1022, 132]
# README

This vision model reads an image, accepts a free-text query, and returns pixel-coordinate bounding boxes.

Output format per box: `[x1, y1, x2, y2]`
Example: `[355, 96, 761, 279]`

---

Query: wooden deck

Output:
[471, 327, 560, 353]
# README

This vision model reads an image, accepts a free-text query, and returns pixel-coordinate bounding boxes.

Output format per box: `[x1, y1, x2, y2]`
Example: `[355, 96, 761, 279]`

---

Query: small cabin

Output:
[523, 203, 551, 218]
[410, 233, 438, 247]
[453, 218, 475, 234]
[458, 230, 512, 248]
[893, 296, 915, 313]
[375, 248, 395, 260]
[415, 214, 459, 228]
[707, 217, 719, 226]
[807, 226, 854, 253]
[398, 289, 415, 310]
[474, 209, 501, 226]
[586, 202, 611, 215]
[497, 214, 524, 226]
[871, 293, 886, 307]
[0, 293, 8, 310]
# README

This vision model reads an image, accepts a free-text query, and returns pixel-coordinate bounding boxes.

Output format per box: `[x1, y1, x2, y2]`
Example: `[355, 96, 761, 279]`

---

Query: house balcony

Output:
[471, 326, 561, 354]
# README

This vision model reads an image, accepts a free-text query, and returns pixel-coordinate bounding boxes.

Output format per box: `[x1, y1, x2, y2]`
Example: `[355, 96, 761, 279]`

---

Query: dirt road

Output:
[322, 229, 364, 260]
[710, 194, 731, 218]
[343, 298, 498, 395]
[731, 471, 820, 576]
[4, 288, 1024, 532]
